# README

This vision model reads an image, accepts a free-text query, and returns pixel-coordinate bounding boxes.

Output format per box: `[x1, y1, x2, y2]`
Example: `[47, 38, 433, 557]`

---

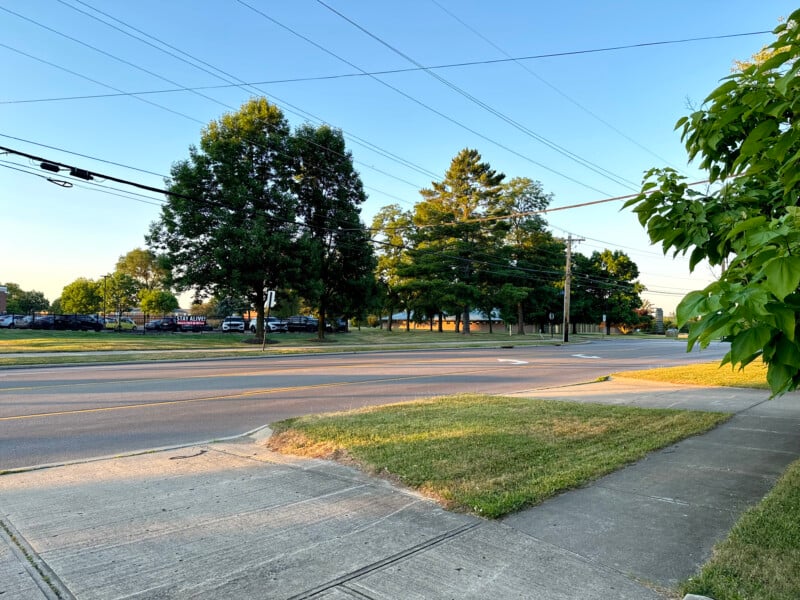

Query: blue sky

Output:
[1, 1, 794, 314]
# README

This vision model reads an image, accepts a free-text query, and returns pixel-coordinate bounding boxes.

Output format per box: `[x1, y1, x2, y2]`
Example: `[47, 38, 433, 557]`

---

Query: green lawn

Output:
[269, 394, 728, 518]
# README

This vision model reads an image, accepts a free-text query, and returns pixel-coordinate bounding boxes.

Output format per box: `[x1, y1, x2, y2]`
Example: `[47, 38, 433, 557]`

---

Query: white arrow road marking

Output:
[572, 354, 601, 359]
[497, 359, 529, 365]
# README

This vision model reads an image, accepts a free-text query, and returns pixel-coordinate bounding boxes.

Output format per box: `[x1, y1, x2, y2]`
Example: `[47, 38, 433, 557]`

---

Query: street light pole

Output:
[562, 235, 584, 343]
[102, 274, 110, 322]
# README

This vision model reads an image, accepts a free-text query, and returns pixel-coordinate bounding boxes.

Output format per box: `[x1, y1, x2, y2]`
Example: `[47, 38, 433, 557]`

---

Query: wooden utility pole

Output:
[563, 235, 584, 343]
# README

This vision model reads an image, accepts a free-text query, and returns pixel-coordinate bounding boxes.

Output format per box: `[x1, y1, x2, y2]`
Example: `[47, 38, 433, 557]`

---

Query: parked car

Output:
[249, 316, 288, 333]
[61, 314, 103, 331]
[104, 316, 137, 330]
[0, 314, 31, 328]
[286, 315, 319, 332]
[145, 317, 178, 332]
[31, 315, 55, 329]
[28, 314, 100, 331]
[221, 316, 246, 332]
[327, 317, 349, 333]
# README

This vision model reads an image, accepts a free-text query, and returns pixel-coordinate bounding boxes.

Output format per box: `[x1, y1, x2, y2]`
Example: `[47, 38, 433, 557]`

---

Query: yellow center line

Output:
[0, 365, 516, 421]
[0, 356, 506, 394]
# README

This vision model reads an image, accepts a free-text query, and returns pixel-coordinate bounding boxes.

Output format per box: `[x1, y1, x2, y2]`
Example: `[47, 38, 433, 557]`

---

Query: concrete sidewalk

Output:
[2, 379, 799, 599]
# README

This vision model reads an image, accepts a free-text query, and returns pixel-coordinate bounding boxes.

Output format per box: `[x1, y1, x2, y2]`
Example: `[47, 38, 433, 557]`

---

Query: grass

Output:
[0, 327, 594, 366]
[681, 458, 800, 600]
[269, 393, 728, 518]
[614, 359, 769, 389]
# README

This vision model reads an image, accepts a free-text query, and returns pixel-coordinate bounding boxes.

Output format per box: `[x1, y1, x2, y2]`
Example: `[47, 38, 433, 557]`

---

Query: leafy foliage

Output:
[115, 248, 168, 291]
[290, 124, 376, 338]
[2, 282, 49, 314]
[60, 278, 102, 314]
[572, 250, 647, 333]
[408, 148, 507, 333]
[139, 289, 179, 317]
[148, 98, 298, 337]
[626, 11, 800, 394]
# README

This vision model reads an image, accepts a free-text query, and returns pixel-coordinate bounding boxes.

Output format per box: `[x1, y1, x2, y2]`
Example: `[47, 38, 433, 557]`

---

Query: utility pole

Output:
[563, 235, 584, 343]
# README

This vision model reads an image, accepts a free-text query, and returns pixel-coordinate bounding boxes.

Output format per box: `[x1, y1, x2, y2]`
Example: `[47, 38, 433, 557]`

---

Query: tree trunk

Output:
[516, 302, 525, 335]
[406, 308, 411, 332]
[462, 306, 471, 335]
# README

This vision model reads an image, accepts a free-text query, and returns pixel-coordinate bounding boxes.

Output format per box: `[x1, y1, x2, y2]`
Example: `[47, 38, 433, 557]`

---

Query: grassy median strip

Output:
[269, 394, 728, 518]
[681, 457, 800, 600]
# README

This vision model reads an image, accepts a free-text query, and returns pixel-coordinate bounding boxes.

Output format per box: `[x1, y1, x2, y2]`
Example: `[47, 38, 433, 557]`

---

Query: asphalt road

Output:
[0, 338, 729, 470]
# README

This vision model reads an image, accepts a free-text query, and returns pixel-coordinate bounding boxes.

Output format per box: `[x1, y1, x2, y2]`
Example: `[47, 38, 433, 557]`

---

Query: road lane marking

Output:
[0, 355, 525, 393]
[0, 363, 525, 422]
[497, 359, 528, 365]
[572, 354, 601, 359]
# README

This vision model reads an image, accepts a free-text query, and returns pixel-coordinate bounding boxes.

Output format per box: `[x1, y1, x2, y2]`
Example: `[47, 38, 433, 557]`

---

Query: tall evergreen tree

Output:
[410, 149, 505, 334]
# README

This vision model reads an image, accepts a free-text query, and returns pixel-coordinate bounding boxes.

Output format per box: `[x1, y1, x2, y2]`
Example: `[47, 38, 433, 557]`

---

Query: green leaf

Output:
[739, 120, 778, 160]
[759, 50, 794, 72]
[704, 78, 739, 103]
[775, 59, 800, 96]
[676, 290, 707, 326]
[763, 256, 800, 300]
[727, 216, 767, 240]
[766, 361, 794, 397]
[730, 325, 773, 366]
[764, 303, 798, 342]
[774, 335, 800, 369]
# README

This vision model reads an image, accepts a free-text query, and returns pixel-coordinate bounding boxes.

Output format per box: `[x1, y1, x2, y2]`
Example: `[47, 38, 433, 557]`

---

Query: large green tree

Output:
[60, 278, 102, 314]
[372, 204, 414, 331]
[290, 124, 376, 338]
[410, 148, 506, 334]
[572, 250, 646, 334]
[139, 289, 179, 317]
[2, 282, 49, 314]
[147, 97, 298, 339]
[626, 12, 800, 394]
[106, 273, 140, 317]
[116, 248, 168, 291]
[491, 177, 562, 334]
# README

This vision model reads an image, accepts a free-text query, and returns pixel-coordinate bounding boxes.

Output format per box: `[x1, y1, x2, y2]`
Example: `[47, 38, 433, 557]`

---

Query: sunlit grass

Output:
[269, 394, 728, 518]
[0, 327, 595, 366]
[614, 359, 769, 389]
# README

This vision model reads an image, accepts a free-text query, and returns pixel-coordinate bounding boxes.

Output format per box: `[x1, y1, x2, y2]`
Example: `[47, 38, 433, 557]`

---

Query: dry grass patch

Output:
[614, 359, 768, 389]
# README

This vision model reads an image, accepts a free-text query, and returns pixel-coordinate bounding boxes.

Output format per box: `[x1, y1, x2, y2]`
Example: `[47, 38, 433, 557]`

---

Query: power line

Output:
[51, 0, 441, 185]
[0, 28, 771, 102]
[235, 0, 613, 197]
[429, 0, 687, 173]
[4, 146, 706, 302]
[315, 0, 639, 191]
[0, 12, 429, 199]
